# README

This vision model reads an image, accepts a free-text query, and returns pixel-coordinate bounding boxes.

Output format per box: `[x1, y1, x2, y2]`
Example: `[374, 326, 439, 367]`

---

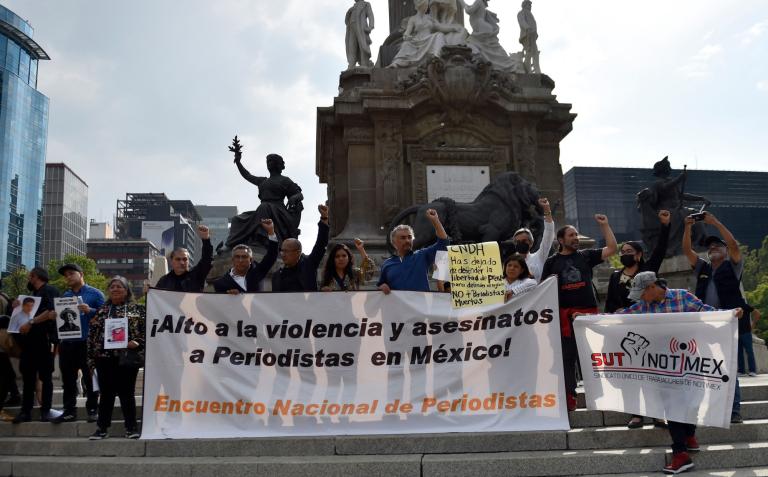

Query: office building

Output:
[0, 5, 50, 274]
[41, 163, 88, 265]
[564, 167, 768, 250]
[89, 220, 113, 239]
[195, 205, 237, 249]
[115, 193, 201, 261]
[87, 238, 160, 298]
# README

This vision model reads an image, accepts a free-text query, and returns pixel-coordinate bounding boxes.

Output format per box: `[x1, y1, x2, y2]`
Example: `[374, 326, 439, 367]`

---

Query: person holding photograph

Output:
[12, 268, 59, 424]
[52, 263, 105, 424]
[87, 276, 145, 440]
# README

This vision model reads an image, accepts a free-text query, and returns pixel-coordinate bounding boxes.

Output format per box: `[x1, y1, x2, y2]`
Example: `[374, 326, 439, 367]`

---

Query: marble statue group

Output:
[345, 0, 541, 73]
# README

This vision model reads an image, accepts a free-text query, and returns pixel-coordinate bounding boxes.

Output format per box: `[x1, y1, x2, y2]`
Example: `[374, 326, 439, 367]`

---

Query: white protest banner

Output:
[142, 277, 567, 439]
[54, 297, 83, 340]
[448, 242, 505, 309]
[574, 311, 737, 428]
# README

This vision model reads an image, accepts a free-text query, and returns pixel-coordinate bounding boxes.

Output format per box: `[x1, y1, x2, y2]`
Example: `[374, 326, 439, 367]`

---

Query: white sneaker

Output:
[749, 372, 757, 377]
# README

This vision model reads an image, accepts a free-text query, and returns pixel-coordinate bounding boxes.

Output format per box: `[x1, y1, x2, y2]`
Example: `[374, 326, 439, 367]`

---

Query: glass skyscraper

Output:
[0, 5, 50, 275]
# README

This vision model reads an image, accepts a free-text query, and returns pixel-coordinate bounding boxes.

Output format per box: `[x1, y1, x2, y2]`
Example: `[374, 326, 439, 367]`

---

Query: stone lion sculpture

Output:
[388, 171, 543, 250]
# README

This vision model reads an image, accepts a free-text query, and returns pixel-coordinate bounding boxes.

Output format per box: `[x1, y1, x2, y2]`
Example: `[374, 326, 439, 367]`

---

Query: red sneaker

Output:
[685, 436, 700, 452]
[663, 452, 694, 474]
[566, 393, 577, 412]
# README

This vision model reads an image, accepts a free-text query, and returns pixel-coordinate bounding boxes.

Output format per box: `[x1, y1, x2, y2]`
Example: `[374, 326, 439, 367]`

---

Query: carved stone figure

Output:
[345, 0, 375, 69]
[400, 45, 521, 124]
[637, 157, 710, 257]
[225, 137, 304, 249]
[431, 0, 460, 25]
[388, 0, 467, 68]
[517, 0, 540, 73]
[459, 0, 525, 73]
[387, 171, 543, 250]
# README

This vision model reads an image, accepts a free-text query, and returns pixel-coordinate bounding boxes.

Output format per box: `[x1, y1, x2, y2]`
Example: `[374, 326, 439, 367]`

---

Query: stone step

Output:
[1, 418, 765, 457]
[602, 468, 768, 477]
[420, 441, 768, 476]
[0, 454, 422, 477]
[2, 442, 767, 477]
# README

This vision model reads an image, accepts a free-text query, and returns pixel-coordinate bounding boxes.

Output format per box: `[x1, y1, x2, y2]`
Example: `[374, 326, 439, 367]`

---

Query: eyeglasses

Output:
[280, 248, 299, 254]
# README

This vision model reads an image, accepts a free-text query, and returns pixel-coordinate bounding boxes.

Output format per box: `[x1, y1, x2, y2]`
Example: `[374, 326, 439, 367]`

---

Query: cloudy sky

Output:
[5, 0, 767, 243]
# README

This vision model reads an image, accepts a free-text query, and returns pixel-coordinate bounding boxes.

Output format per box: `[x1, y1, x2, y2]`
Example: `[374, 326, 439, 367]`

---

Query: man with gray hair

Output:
[214, 219, 278, 294]
[378, 209, 449, 293]
[615, 270, 742, 475]
[155, 225, 213, 292]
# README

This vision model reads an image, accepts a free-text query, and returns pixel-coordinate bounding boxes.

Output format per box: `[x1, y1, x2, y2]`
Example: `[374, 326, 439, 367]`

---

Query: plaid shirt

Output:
[617, 288, 716, 315]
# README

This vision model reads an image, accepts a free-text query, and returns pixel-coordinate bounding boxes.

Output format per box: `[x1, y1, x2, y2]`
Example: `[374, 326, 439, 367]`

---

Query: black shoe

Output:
[11, 412, 31, 424]
[125, 429, 140, 439]
[39, 411, 52, 422]
[87, 411, 98, 423]
[89, 428, 108, 440]
[4, 395, 21, 407]
[731, 412, 743, 424]
[51, 412, 77, 424]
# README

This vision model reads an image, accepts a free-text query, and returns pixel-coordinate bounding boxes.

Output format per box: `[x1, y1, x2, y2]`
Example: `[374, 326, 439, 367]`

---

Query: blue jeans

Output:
[732, 377, 741, 414]
[738, 332, 757, 374]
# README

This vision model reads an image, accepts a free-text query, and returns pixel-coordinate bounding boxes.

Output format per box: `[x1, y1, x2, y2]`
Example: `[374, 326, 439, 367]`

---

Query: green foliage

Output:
[46, 254, 109, 294]
[742, 236, 768, 293]
[607, 254, 622, 270]
[746, 282, 768, 343]
[0, 267, 30, 299]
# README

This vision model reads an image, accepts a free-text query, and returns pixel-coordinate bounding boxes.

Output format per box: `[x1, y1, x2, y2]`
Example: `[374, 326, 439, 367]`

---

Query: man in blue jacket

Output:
[52, 263, 105, 423]
[378, 208, 448, 293]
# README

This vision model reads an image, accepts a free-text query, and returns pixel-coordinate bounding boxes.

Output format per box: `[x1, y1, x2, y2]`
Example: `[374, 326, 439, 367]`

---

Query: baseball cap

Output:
[627, 271, 659, 302]
[58, 263, 84, 275]
[704, 236, 727, 248]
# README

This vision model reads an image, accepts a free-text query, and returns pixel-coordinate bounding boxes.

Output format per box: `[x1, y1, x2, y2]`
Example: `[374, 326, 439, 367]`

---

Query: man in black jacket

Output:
[156, 225, 213, 292]
[272, 205, 329, 292]
[683, 212, 746, 424]
[214, 219, 278, 294]
[12, 268, 59, 423]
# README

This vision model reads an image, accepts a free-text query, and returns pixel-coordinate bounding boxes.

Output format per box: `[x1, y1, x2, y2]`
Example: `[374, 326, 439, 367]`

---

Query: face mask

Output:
[515, 242, 531, 254]
[620, 254, 637, 267]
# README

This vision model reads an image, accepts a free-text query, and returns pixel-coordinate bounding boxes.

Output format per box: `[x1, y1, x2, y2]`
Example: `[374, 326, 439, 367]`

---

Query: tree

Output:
[0, 267, 30, 300]
[46, 254, 109, 294]
[746, 281, 768, 343]
[741, 236, 768, 292]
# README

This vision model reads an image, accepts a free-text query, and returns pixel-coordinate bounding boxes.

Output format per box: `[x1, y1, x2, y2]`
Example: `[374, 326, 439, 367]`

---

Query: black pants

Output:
[59, 341, 98, 414]
[0, 352, 20, 410]
[668, 421, 696, 453]
[95, 357, 139, 431]
[561, 336, 579, 396]
[20, 349, 54, 414]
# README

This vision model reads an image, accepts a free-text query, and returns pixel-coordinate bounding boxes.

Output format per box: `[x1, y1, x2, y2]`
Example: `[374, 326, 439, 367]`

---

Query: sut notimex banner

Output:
[574, 311, 738, 428]
[141, 277, 568, 439]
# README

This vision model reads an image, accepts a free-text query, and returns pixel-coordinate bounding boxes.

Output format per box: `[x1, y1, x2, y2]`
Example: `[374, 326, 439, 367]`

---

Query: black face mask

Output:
[515, 242, 531, 254]
[620, 254, 637, 267]
[26, 282, 35, 292]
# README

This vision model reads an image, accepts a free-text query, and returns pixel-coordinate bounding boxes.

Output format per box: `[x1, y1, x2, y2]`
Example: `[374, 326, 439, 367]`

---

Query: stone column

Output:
[511, 121, 538, 182]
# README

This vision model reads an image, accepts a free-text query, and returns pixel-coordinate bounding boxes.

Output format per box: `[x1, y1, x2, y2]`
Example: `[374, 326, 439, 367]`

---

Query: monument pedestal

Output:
[317, 46, 576, 252]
